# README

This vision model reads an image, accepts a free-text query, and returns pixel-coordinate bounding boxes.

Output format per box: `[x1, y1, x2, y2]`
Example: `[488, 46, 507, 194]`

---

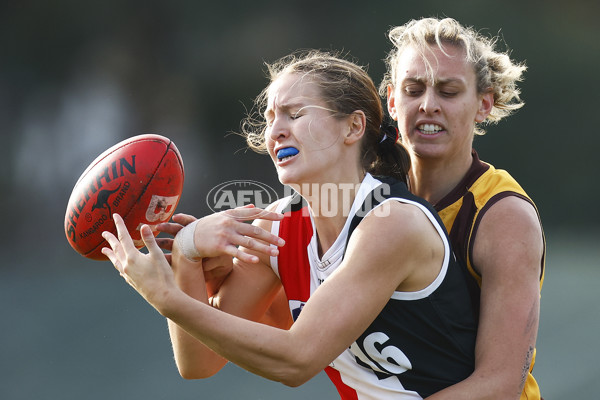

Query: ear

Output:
[344, 110, 366, 145]
[475, 90, 494, 123]
[386, 84, 398, 121]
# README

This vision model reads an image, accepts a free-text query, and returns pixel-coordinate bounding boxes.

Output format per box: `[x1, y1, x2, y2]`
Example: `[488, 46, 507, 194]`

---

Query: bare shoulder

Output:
[483, 195, 540, 226]
[477, 196, 542, 245]
[355, 200, 444, 260]
[474, 196, 544, 278]
[367, 200, 438, 236]
[348, 200, 445, 292]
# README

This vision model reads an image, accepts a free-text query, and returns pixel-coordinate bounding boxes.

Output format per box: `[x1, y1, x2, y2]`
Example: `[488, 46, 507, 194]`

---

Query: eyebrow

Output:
[270, 101, 305, 111]
[403, 76, 466, 86]
[264, 101, 307, 119]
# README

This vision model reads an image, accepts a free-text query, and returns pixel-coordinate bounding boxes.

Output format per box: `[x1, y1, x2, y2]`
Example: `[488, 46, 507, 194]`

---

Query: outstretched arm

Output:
[101, 201, 439, 387]
[103, 213, 285, 378]
[166, 253, 227, 378]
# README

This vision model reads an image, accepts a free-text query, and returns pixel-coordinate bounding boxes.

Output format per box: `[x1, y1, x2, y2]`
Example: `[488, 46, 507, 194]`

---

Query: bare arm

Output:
[102, 201, 442, 387]
[168, 239, 285, 379]
[166, 207, 287, 379]
[108, 205, 285, 379]
[156, 205, 285, 265]
[426, 196, 543, 399]
[165, 201, 441, 386]
[166, 254, 227, 379]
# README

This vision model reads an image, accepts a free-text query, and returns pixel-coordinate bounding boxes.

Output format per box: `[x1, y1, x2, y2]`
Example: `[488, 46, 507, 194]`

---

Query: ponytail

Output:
[362, 119, 410, 184]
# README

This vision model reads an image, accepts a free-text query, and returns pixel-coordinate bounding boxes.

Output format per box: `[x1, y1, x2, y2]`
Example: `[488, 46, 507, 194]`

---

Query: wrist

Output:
[170, 246, 210, 303]
[156, 285, 186, 319]
[175, 219, 202, 260]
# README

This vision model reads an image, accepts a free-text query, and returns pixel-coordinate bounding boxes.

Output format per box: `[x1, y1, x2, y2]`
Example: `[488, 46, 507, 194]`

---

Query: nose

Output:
[268, 114, 290, 141]
[419, 88, 441, 114]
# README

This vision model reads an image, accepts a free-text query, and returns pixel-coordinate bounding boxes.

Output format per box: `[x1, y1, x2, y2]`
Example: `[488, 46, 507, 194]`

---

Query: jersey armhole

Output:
[370, 198, 451, 301]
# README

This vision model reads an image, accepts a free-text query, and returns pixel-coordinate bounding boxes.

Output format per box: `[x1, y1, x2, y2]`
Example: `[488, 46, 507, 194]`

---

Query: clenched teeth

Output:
[418, 124, 443, 134]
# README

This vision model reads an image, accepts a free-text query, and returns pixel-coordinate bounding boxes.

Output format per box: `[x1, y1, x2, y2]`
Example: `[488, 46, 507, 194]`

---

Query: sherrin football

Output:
[65, 134, 184, 260]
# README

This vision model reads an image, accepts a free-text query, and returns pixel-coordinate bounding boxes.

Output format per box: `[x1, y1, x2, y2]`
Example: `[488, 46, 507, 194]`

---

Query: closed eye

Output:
[440, 90, 458, 97]
[437, 80, 464, 98]
[403, 83, 424, 96]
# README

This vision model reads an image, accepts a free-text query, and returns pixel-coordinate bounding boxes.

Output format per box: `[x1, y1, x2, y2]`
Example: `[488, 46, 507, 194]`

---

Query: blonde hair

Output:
[380, 17, 527, 135]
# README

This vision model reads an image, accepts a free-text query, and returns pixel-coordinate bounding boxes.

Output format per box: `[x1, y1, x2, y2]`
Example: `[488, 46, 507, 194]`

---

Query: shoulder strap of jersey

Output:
[344, 176, 443, 257]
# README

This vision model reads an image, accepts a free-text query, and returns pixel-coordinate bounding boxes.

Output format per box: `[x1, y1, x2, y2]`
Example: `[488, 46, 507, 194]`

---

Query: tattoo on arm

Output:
[520, 345, 534, 388]
[520, 298, 539, 389]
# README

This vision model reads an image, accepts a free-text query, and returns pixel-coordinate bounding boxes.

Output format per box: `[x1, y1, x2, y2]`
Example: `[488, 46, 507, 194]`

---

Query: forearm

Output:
[426, 291, 539, 400]
[424, 371, 520, 400]
[424, 376, 489, 400]
[162, 289, 316, 387]
[167, 318, 227, 379]
[169, 253, 228, 378]
[167, 249, 312, 384]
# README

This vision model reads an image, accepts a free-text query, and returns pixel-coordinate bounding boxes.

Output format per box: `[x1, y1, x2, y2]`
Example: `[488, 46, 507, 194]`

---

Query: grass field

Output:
[0, 229, 597, 399]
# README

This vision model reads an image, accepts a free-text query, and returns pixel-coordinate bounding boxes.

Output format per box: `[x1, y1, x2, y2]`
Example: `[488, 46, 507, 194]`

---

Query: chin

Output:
[276, 171, 295, 186]
[411, 143, 449, 159]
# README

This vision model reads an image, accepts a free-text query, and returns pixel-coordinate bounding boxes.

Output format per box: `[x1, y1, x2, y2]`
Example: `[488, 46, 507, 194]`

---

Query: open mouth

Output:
[276, 147, 299, 161]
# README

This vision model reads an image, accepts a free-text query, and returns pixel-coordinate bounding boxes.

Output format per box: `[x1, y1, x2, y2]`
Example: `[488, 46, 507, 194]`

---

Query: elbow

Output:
[276, 357, 321, 388]
[280, 373, 313, 388]
[176, 362, 223, 381]
[179, 369, 213, 381]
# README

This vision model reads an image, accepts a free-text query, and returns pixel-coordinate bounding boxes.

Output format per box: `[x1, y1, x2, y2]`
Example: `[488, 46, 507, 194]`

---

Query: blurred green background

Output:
[1, 0, 598, 398]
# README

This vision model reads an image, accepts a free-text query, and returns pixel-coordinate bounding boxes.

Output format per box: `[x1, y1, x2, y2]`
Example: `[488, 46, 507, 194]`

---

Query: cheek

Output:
[457, 102, 481, 127]
[265, 137, 277, 158]
[394, 105, 413, 132]
[393, 97, 416, 119]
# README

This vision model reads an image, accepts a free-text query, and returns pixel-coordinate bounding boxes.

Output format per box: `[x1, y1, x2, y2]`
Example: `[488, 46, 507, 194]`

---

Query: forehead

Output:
[395, 43, 475, 83]
[266, 73, 323, 110]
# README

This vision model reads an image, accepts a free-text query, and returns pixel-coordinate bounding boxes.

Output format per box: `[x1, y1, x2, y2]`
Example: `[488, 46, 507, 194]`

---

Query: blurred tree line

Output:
[1, 0, 598, 262]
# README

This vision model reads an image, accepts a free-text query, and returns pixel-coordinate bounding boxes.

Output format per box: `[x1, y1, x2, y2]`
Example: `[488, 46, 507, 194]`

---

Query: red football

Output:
[65, 134, 185, 260]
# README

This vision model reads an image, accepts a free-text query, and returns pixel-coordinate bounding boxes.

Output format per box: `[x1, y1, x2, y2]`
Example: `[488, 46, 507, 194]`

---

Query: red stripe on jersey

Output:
[325, 366, 359, 400]
[277, 205, 313, 303]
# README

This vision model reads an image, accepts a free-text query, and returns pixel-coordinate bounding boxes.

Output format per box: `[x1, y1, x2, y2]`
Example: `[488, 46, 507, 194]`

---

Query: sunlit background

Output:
[1, 1, 598, 398]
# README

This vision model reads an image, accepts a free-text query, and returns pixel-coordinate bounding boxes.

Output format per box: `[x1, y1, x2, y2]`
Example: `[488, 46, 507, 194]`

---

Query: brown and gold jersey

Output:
[434, 150, 546, 400]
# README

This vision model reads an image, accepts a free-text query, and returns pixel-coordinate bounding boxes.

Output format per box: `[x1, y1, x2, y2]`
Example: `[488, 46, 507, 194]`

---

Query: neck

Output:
[408, 150, 473, 206]
[295, 174, 365, 257]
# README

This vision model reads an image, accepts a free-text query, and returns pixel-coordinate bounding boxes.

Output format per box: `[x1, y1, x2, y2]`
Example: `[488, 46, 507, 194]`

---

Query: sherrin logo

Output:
[206, 180, 279, 212]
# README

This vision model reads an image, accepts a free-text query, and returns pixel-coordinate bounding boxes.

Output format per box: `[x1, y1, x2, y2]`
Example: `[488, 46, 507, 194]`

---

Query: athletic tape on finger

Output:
[175, 219, 202, 260]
